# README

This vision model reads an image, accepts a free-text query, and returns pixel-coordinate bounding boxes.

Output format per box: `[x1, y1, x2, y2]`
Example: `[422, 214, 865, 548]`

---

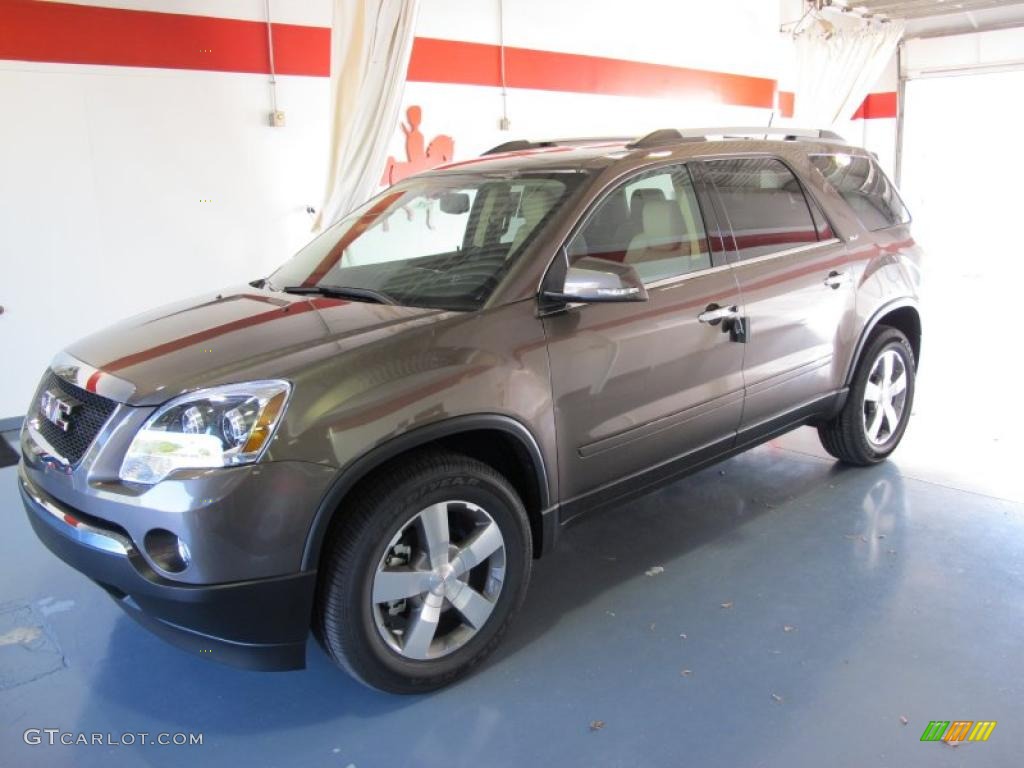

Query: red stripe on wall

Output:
[408, 37, 776, 107]
[0, 0, 329, 75]
[774, 90, 895, 120]
[853, 91, 897, 120]
[1, 2, 779, 109]
[778, 91, 795, 118]
[407, 37, 500, 88]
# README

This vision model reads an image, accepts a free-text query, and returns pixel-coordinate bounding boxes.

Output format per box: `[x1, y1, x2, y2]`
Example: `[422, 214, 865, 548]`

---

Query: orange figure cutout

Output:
[382, 106, 455, 186]
[403, 105, 425, 163]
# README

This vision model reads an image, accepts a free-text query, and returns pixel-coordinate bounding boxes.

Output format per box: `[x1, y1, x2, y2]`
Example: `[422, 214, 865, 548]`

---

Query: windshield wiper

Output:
[281, 284, 397, 305]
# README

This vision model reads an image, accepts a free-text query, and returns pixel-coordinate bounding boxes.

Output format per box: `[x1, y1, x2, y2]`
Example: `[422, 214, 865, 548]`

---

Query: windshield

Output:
[268, 172, 584, 311]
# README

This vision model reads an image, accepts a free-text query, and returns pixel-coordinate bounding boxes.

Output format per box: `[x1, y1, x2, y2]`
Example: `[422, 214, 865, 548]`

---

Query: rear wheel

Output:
[818, 326, 916, 465]
[314, 449, 532, 693]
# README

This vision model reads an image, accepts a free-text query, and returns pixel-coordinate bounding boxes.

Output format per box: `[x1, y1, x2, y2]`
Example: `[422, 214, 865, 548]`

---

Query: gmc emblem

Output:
[40, 389, 80, 432]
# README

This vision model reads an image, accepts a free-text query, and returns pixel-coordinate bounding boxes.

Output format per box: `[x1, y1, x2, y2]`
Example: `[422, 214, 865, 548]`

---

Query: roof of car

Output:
[426, 128, 867, 176]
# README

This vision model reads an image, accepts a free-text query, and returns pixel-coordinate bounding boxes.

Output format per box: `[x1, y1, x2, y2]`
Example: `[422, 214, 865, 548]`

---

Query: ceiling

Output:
[843, 0, 1024, 20]
[832, 0, 1024, 36]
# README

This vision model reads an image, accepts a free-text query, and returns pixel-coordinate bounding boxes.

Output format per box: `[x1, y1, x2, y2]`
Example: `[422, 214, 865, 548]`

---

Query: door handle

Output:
[698, 303, 739, 326]
[824, 271, 846, 289]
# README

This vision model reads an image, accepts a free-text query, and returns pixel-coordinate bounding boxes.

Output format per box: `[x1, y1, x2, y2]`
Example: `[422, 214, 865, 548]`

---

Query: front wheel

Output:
[818, 326, 916, 465]
[313, 449, 532, 693]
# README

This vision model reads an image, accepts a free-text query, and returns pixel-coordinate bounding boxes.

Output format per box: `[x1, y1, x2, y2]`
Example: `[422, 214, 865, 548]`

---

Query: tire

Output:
[313, 448, 532, 693]
[818, 325, 916, 466]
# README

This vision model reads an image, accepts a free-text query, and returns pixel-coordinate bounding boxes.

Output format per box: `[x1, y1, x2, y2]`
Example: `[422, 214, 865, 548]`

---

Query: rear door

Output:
[542, 163, 745, 514]
[699, 156, 852, 431]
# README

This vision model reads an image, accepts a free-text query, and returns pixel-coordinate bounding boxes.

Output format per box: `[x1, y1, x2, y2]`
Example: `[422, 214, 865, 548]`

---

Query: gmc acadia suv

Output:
[19, 127, 922, 693]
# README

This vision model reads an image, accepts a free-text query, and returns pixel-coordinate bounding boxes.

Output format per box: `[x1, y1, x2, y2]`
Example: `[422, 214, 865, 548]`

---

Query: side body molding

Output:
[300, 414, 555, 571]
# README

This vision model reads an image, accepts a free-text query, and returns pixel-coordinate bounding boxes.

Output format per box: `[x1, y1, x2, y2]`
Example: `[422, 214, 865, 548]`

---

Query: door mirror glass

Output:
[544, 256, 649, 303]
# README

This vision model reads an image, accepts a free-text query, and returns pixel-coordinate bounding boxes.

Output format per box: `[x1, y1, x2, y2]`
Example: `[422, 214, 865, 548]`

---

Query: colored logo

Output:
[920, 720, 997, 742]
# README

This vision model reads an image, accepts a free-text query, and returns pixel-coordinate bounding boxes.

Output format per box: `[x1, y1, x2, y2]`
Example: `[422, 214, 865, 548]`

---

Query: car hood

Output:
[63, 286, 449, 406]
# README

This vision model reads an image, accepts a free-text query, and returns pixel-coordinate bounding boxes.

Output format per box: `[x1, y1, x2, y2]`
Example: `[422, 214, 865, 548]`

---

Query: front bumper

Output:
[19, 467, 316, 671]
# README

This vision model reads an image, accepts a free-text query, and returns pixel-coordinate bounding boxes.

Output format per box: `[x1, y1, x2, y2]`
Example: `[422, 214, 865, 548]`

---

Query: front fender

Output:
[299, 413, 555, 571]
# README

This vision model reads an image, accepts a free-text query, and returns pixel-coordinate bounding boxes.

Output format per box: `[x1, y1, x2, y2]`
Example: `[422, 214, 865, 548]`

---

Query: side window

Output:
[806, 193, 835, 240]
[703, 157, 818, 261]
[567, 164, 711, 284]
[810, 154, 910, 231]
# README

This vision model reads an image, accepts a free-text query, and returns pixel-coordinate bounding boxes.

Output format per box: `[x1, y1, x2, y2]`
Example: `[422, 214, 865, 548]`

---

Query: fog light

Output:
[144, 529, 191, 573]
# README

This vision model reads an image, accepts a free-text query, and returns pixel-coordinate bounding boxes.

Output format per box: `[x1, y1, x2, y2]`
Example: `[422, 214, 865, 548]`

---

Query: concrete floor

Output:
[2, 265, 1022, 767]
[2, 422, 1022, 766]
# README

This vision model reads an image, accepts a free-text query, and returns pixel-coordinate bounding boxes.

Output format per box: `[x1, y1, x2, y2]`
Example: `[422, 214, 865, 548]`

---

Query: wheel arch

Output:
[845, 299, 922, 387]
[300, 414, 556, 571]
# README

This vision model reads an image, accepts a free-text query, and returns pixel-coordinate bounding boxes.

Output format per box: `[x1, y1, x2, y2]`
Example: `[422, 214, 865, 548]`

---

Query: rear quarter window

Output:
[811, 154, 910, 231]
[702, 157, 819, 261]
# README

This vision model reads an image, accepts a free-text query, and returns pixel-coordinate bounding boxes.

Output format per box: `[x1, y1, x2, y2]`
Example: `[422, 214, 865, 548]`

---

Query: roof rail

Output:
[483, 140, 537, 155]
[681, 126, 846, 140]
[481, 137, 632, 156]
[627, 129, 704, 149]
[629, 126, 846, 149]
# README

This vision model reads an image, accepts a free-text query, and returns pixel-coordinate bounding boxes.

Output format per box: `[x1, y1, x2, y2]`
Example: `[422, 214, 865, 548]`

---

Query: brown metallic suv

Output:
[19, 127, 922, 693]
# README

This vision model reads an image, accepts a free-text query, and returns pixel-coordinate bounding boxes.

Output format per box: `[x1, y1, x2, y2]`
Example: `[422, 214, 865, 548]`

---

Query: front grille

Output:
[33, 371, 118, 464]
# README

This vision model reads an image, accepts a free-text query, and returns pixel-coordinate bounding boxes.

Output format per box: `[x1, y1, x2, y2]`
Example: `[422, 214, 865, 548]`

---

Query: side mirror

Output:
[542, 255, 649, 304]
[439, 191, 471, 215]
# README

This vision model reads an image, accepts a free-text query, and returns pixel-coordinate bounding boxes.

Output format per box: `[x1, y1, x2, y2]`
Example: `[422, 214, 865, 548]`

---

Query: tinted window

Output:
[806, 193, 835, 240]
[704, 158, 818, 261]
[567, 164, 711, 285]
[811, 154, 910, 231]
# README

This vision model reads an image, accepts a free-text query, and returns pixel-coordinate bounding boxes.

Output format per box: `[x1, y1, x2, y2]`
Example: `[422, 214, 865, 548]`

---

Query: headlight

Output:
[119, 380, 291, 484]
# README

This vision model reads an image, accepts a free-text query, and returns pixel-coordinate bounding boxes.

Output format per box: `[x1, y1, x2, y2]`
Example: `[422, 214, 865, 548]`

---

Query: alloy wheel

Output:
[862, 348, 909, 446]
[371, 501, 506, 661]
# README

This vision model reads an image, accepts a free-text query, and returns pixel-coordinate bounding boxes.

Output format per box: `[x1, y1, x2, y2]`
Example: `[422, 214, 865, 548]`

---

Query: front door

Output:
[699, 156, 852, 431]
[542, 163, 745, 516]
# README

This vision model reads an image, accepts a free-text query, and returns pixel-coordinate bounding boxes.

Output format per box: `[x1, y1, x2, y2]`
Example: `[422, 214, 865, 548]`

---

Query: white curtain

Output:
[793, 16, 904, 127]
[314, 0, 420, 230]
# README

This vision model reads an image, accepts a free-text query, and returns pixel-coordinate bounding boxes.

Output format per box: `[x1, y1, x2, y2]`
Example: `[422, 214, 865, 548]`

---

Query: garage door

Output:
[901, 68, 1024, 289]
[896, 67, 1024, 500]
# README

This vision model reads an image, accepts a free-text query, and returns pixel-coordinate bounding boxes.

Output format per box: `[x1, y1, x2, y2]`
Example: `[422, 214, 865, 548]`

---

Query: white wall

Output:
[0, 0, 335, 419]
[403, 0, 787, 158]
[0, 0, 842, 418]
[62, 0, 332, 25]
[416, 0, 787, 75]
[0, 61, 331, 418]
